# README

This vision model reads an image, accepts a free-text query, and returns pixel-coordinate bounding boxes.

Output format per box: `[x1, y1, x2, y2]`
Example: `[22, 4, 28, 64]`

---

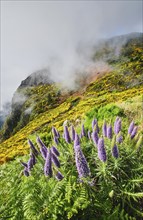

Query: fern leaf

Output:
[122, 191, 143, 198]
[130, 178, 143, 183]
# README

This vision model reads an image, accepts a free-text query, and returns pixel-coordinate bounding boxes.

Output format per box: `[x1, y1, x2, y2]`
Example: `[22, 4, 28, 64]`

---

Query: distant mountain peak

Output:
[19, 68, 53, 88]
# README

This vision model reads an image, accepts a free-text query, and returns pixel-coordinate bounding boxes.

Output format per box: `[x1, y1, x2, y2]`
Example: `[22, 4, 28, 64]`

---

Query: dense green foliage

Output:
[0, 118, 143, 219]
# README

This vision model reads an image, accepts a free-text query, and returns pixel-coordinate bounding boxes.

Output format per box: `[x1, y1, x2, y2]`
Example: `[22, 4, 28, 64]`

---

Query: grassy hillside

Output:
[0, 102, 143, 219]
[0, 32, 143, 164]
[0, 73, 142, 163]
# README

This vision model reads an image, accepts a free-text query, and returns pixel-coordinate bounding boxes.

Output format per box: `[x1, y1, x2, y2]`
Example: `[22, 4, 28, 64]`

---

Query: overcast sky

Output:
[1, 0, 142, 109]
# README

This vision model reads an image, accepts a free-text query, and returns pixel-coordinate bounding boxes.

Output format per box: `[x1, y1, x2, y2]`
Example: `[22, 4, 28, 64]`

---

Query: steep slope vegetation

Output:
[0, 32, 142, 163]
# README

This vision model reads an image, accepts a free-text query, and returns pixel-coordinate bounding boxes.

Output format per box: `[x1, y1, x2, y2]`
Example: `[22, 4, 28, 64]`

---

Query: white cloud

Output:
[1, 1, 142, 109]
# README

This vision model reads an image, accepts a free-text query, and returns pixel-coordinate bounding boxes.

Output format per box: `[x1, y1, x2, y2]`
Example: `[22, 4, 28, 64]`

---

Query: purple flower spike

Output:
[36, 137, 47, 159]
[88, 130, 91, 140]
[116, 135, 123, 144]
[114, 116, 120, 124]
[74, 133, 80, 148]
[51, 146, 60, 157]
[64, 126, 71, 143]
[36, 136, 42, 146]
[56, 131, 60, 138]
[114, 117, 121, 134]
[44, 149, 52, 177]
[81, 124, 86, 137]
[128, 121, 135, 135]
[36, 136, 47, 149]
[116, 119, 121, 134]
[107, 125, 112, 139]
[51, 153, 60, 168]
[98, 138, 107, 162]
[71, 126, 75, 141]
[40, 147, 47, 159]
[54, 136, 59, 145]
[130, 126, 138, 139]
[74, 145, 90, 178]
[102, 121, 107, 137]
[20, 161, 28, 168]
[27, 157, 34, 171]
[92, 118, 99, 133]
[112, 144, 119, 159]
[92, 130, 99, 145]
[28, 139, 39, 156]
[32, 153, 36, 165]
[55, 171, 64, 181]
[23, 168, 29, 177]
[52, 126, 58, 137]
[114, 117, 119, 131]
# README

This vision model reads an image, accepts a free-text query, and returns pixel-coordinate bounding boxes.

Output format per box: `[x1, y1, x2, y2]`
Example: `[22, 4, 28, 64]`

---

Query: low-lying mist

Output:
[21, 34, 130, 91]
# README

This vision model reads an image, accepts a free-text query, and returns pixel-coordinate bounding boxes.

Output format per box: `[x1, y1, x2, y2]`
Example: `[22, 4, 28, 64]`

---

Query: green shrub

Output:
[0, 116, 143, 219]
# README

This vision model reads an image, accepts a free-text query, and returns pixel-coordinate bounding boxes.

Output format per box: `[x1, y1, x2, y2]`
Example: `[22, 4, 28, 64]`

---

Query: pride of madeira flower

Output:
[97, 138, 107, 162]
[74, 145, 90, 178]
[64, 125, 71, 143]
[44, 149, 53, 177]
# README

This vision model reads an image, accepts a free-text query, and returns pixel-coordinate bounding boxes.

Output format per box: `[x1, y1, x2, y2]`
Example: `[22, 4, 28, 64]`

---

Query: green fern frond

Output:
[132, 166, 143, 171]
[65, 178, 72, 203]
[122, 191, 143, 198]
[119, 209, 136, 220]
[123, 191, 143, 197]
[50, 178, 66, 201]
[130, 178, 143, 183]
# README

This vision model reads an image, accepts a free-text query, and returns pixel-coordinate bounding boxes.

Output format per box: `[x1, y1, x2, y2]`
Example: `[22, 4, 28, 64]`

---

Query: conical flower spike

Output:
[74, 133, 80, 148]
[51, 146, 60, 157]
[28, 139, 39, 156]
[107, 125, 112, 139]
[97, 138, 107, 162]
[55, 171, 64, 181]
[130, 126, 138, 139]
[128, 121, 135, 135]
[51, 153, 60, 168]
[71, 125, 76, 141]
[92, 118, 97, 130]
[74, 145, 90, 178]
[112, 144, 119, 159]
[64, 126, 71, 143]
[44, 149, 52, 177]
[92, 130, 99, 145]
[114, 117, 121, 134]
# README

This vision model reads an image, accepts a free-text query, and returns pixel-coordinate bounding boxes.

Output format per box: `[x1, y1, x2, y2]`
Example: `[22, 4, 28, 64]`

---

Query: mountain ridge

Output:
[0, 32, 142, 163]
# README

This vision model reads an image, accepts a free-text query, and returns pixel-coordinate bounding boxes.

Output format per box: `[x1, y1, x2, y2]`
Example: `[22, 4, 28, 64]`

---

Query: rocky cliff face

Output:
[0, 68, 54, 140]
[19, 68, 53, 88]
